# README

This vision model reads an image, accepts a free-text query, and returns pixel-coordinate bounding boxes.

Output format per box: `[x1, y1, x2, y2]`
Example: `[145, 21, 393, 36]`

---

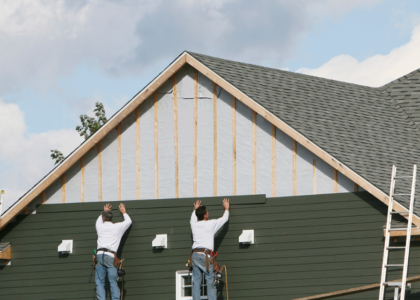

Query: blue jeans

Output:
[95, 254, 120, 300]
[192, 252, 217, 300]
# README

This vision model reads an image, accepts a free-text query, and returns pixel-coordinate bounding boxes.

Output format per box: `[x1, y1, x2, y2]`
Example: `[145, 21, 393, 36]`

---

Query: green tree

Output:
[51, 102, 107, 165]
[50, 149, 64, 166]
[76, 102, 107, 140]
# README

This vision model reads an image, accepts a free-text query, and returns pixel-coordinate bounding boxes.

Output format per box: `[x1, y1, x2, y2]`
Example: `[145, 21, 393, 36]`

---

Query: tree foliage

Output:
[76, 102, 107, 140]
[50, 102, 107, 164]
[50, 149, 65, 165]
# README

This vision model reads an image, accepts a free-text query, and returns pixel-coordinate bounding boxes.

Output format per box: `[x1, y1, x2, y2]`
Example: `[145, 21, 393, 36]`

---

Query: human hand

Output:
[119, 203, 127, 214]
[104, 203, 112, 211]
[222, 198, 230, 210]
[194, 200, 202, 210]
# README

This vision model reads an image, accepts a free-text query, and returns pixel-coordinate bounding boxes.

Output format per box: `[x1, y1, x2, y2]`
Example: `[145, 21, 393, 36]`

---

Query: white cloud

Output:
[0, 0, 384, 95]
[297, 24, 420, 87]
[0, 99, 83, 212]
[0, 0, 159, 94]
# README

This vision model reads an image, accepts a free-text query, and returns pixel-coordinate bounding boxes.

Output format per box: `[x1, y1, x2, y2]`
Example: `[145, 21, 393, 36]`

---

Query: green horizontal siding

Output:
[0, 192, 419, 300]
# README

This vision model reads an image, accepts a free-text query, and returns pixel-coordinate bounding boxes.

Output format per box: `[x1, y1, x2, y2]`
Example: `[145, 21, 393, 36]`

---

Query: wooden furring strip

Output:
[185, 54, 420, 226]
[0, 54, 187, 230]
[272, 125, 276, 197]
[4, 52, 418, 229]
[253, 111, 257, 194]
[117, 124, 121, 201]
[213, 82, 217, 196]
[41, 191, 45, 205]
[98, 141, 102, 202]
[173, 75, 179, 198]
[61, 174, 66, 203]
[313, 159, 316, 195]
[333, 169, 338, 193]
[136, 107, 140, 200]
[193, 70, 198, 197]
[354, 183, 358, 192]
[154, 92, 159, 199]
[232, 96, 237, 195]
[81, 157, 85, 202]
[293, 139, 297, 196]
[0, 52, 188, 228]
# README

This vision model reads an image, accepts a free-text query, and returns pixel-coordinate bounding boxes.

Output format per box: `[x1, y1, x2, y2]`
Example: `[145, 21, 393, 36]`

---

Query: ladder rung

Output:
[387, 247, 406, 250]
[395, 176, 413, 178]
[389, 228, 408, 231]
[385, 264, 404, 267]
[385, 281, 403, 287]
[393, 194, 411, 196]
[391, 211, 409, 214]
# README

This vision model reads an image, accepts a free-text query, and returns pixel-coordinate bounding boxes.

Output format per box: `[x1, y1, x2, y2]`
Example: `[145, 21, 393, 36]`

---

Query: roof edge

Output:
[2, 51, 418, 230]
[377, 68, 420, 91]
[186, 52, 420, 227]
[0, 51, 189, 229]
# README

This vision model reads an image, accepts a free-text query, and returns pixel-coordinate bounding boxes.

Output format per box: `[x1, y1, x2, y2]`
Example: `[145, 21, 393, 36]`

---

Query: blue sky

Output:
[1, 0, 420, 211]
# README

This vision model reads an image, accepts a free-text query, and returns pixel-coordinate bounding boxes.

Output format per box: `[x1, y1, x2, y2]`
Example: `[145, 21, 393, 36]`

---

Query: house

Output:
[1, 51, 420, 299]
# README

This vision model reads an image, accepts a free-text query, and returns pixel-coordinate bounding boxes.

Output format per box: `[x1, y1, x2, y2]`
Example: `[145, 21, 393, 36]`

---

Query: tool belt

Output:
[96, 248, 122, 268]
[187, 248, 220, 273]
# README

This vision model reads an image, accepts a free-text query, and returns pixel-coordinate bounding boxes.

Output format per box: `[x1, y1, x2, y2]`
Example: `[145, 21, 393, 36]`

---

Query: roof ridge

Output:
[186, 51, 379, 91]
[381, 91, 420, 132]
[377, 68, 420, 91]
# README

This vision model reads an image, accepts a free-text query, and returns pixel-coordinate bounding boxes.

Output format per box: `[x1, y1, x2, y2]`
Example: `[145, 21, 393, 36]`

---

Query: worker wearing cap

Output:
[95, 203, 132, 300]
[190, 198, 230, 300]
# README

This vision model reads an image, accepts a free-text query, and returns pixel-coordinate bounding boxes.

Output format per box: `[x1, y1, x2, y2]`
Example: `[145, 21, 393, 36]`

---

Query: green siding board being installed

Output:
[1, 192, 419, 300]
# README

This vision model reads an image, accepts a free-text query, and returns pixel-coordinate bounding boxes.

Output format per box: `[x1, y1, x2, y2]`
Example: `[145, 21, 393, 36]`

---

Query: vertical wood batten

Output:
[98, 141, 102, 202]
[293, 140, 297, 195]
[193, 70, 198, 197]
[334, 169, 338, 193]
[272, 125, 276, 197]
[313, 159, 316, 195]
[252, 111, 257, 194]
[213, 82, 218, 196]
[117, 124, 121, 201]
[173, 75, 179, 198]
[61, 174, 66, 203]
[136, 108, 140, 200]
[81, 157, 85, 202]
[41, 191, 45, 204]
[154, 92, 159, 199]
[232, 96, 237, 195]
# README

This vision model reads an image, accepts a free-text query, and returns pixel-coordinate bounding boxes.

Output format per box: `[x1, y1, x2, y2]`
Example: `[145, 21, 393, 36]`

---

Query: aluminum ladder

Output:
[379, 165, 417, 300]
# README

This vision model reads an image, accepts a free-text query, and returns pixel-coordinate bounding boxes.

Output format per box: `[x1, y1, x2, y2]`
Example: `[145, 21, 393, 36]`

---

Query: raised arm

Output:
[190, 200, 201, 225]
[212, 198, 230, 233]
[118, 203, 132, 233]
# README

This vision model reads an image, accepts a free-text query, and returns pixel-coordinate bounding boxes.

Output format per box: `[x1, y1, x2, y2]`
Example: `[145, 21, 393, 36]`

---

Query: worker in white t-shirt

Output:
[190, 198, 229, 300]
[95, 203, 132, 300]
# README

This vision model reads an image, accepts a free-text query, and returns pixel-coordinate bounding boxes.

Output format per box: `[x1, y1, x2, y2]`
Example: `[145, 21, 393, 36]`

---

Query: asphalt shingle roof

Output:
[187, 52, 420, 214]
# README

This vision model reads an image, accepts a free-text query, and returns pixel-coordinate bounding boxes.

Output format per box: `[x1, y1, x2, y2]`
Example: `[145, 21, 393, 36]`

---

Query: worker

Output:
[95, 203, 132, 300]
[190, 198, 230, 300]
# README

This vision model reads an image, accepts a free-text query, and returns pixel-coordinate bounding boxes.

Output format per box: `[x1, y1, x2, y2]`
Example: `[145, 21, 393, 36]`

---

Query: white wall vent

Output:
[152, 234, 168, 248]
[58, 240, 73, 253]
[239, 230, 254, 244]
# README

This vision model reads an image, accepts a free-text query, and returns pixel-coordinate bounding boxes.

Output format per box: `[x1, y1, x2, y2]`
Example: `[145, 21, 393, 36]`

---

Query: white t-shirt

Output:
[96, 213, 132, 256]
[190, 210, 229, 251]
